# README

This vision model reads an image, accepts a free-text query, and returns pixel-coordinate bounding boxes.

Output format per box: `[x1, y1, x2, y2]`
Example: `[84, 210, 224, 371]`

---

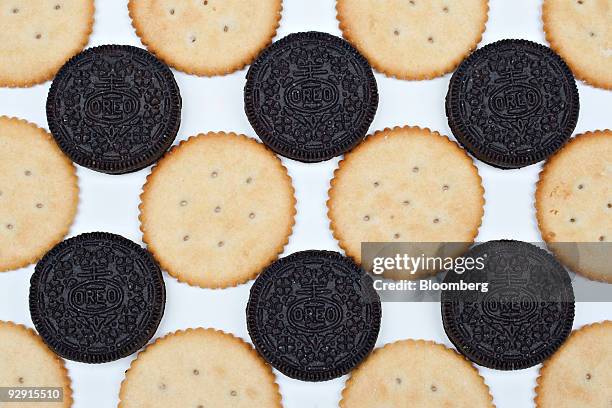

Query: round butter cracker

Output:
[129, 0, 282, 76]
[0, 116, 78, 272]
[139, 132, 295, 288]
[0, 0, 94, 87]
[336, 0, 488, 79]
[535, 321, 612, 408]
[119, 328, 282, 408]
[536, 130, 612, 282]
[543, 0, 612, 89]
[340, 339, 494, 408]
[328, 126, 484, 276]
[0, 321, 72, 408]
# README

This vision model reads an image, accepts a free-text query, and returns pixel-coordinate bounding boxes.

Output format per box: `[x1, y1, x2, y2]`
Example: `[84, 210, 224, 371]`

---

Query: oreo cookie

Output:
[47, 45, 181, 174]
[244, 32, 378, 162]
[30, 232, 165, 363]
[246, 250, 381, 381]
[441, 240, 575, 370]
[446, 39, 579, 169]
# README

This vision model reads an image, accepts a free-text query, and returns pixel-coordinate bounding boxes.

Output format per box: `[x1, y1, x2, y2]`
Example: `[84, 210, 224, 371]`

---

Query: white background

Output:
[0, 1, 610, 407]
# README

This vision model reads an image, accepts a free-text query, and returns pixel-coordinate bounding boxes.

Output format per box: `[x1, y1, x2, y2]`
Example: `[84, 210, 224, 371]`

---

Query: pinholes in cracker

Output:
[327, 126, 484, 278]
[543, 0, 612, 89]
[336, 0, 488, 79]
[139, 132, 296, 288]
[536, 130, 612, 283]
[0, 321, 73, 408]
[535, 321, 612, 408]
[0, 117, 78, 272]
[118, 328, 282, 408]
[0, 0, 94, 87]
[128, 0, 282, 76]
[340, 339, 494, 408]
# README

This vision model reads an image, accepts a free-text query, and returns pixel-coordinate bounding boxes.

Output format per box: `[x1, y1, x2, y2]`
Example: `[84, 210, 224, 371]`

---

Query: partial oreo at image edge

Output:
[446, 39, 579, 169]
[46, 44, 182, 174]
[29, 232, 166, 364]
[246, 250, 381, 381]
[244, 31, 378, 163]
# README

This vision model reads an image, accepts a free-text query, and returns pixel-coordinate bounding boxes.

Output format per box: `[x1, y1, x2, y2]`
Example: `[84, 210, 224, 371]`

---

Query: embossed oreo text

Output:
[285, 78, 338, 113]
[483, 287, 538, 322]
[489, 84, 542, 118]
[85, 91, 140, 125]
[441, 241, 575, 369]
[69, 280, 124, 315]
[287, 297, 343, 332]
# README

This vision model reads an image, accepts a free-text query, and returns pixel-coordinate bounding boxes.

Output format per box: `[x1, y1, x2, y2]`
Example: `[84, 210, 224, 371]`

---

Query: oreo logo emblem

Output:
[85, 90, 140, 125]
[69, 280, 123, 314]
[482, 287, 538, 323]
[285, 78, 338, 113]
[489, 84, 542, 119]
[287, 297, 343, 332]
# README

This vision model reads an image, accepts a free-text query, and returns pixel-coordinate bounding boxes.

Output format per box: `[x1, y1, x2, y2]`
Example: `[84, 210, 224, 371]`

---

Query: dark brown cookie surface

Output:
[244, 32, 378, 163]
[441, 240, 575, 370]
[446, 39, 579, 169]
[30, 232, 165, 363]
[247, 250, 381, 381]
[47, 45, 181, 174]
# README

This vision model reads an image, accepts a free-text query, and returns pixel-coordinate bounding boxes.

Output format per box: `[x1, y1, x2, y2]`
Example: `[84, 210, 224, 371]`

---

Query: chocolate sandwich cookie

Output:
[247, 250, 381, 381]
[441, 240, 575, 370]
[446, 39, 579, 169]
[47, 45, 181, 174]
[30, 232, 165, 363]
[244, 31, 378, 162]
